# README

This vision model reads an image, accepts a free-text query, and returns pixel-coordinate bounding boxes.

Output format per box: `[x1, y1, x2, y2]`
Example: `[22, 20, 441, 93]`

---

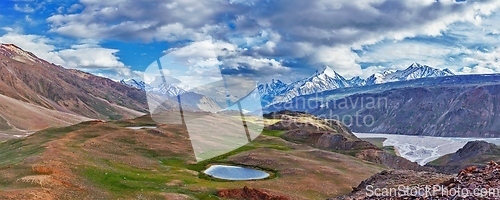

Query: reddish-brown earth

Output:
[217, 186, 290, 200]
[334, 161, 500, 200]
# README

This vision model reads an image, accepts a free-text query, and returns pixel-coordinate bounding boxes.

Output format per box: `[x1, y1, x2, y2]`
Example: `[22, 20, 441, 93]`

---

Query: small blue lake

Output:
[203, 165, 270, 180]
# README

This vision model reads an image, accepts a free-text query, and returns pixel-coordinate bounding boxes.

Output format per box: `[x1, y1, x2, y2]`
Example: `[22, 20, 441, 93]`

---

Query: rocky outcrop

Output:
[217, 186, 290, 200]
[263, 110, 309, 119]
[440, 161, 500, 196]
[356, 149, 433, 172]
[427, 141, 500, 174]
[282, 130, 375, 151]
[331, 170, 452, 200]
[267, 121, 329, 131]
[332, 161, 500, 199]
[265, 111, 359, 140]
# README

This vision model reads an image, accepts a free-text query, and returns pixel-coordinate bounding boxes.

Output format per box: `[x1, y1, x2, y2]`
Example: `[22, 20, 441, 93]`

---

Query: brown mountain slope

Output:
[0, 43, 148, 125]
[0, 93, 90, 135]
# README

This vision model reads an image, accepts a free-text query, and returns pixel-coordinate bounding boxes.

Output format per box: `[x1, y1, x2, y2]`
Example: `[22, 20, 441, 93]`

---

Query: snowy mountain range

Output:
[270, 67, 351, 104]
[120, 79, 186, 97]
[365, 63, 454, 85]
[119, 62, 454, 108]
[120, 78, 223, 112]
[258, 63, 455, 106]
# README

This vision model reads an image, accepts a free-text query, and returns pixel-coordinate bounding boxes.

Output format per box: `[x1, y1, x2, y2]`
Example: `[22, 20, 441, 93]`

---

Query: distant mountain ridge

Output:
[258, 63, 454, 106]
[120, 79, 149, 91]
[270, 67, 350, 104]
[119, 78, 222, 113]
[365, 63, 454, 85]
[120, 79, 187, 97]
[119, 63, 453, 109]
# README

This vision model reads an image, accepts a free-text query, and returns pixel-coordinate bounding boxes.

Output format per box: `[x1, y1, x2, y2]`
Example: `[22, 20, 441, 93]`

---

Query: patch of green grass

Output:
[159, 158, 186, 168]
[83, 165, 173, 198]
[112, 115, 157, 127]
[0, 123, 87, 167]
[115, 137, 137, 145]
[84, 167, 155, 192]
[186, 145, 257, 172]
[382, 146, 397, 156]
[361, 137, 397, 155]
[426, 156, 451, 166]
[361, 138, 386, 148]
[134, 147, 162, 158]
[262, 130, 285, 137]
[0, 139, 45, 166]
[39, 124, 82, 138]
[81, 159, 224, 199]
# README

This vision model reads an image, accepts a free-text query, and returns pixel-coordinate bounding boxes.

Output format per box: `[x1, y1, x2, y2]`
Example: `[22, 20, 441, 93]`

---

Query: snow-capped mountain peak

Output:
[399, 62, 454, 80]
[120, 79, 148, 91]
[348, 76, 367, 87]
[258, 79, 287, 94]
[270, 66, 349, 103]
[321, 66, 339, 78]
[123, 62, 456, 108]
[270, 79, 287, 89]
[257, 79, 289, 104]
[408, 62, 426, 69]
[119, 78, 186, 97]
[151, 82, 186, 97]
[259, 63, 455, 107]
[365, 63, 454, 85]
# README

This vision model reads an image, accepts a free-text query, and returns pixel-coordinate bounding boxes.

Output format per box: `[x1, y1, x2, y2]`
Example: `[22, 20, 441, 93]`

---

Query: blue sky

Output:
[1, 0, 500, 84]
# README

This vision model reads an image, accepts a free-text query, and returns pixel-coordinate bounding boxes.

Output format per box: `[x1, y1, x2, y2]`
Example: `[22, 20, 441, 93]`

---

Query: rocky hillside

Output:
[0, 43, 150, 132]
[335, 161, 500, 199]
[427, 141, 500, 174]
[311, 84, 500, 137]
[441, 161, 500, 197]
[265, 111, 431, 171]
[217, 186, 290, 200]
